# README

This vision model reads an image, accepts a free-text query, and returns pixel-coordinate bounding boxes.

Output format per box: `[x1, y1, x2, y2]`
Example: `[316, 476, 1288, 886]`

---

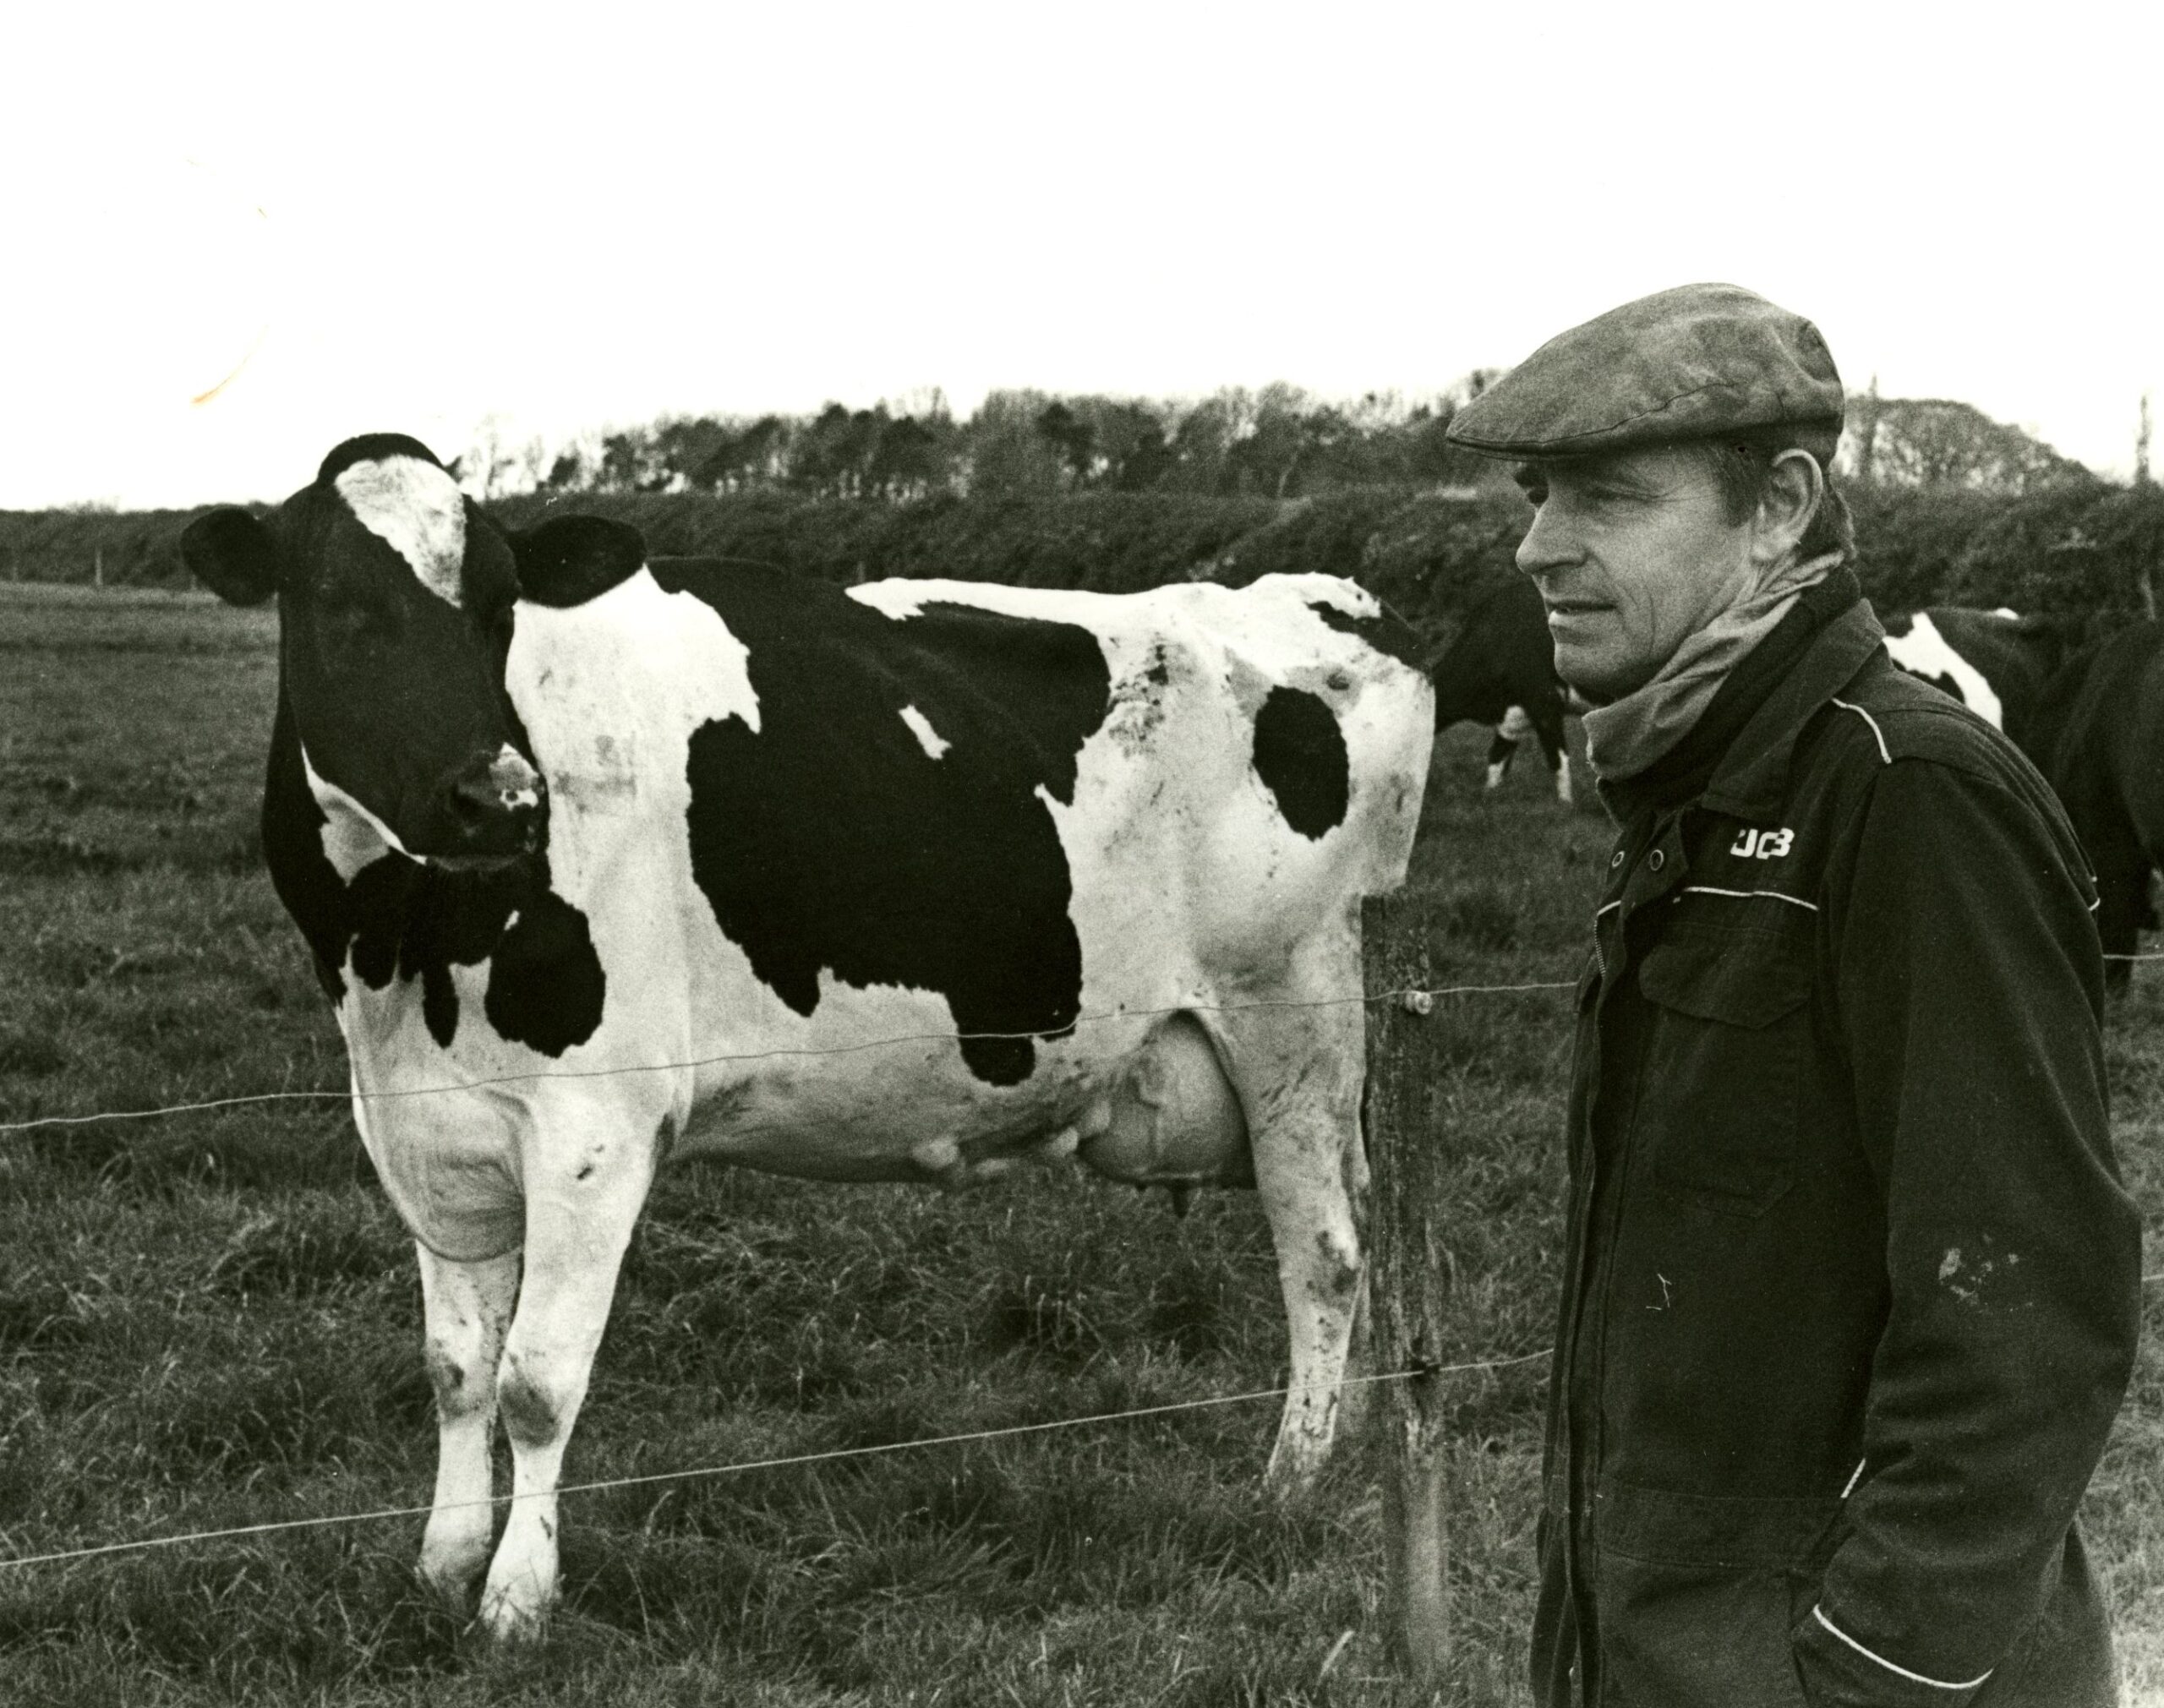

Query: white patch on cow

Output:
[1298, 579, 1383, 621]
[506, 568, 757, 898]
[300, 743, 409, 876]
[1883, 611, 2003, 729]
[335, 456, 467, 607]
[1555, 754, 1574, 804]
[898, 704, 950, 759]
[1484, 760, 1507, 790]
[847, 581, 934, 620]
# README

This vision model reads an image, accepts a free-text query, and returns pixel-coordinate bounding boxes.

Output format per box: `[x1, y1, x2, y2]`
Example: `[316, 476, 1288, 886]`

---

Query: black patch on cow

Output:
[317, 433, 445, 484]
[511, 516, 649, 608]
[260, 698, 605, 1055]
[485, 892, 606, 1054]
[1306, 597, 1427, 669]
[1252, 687, 1349, 838]
[653, 560, 1112, 1087]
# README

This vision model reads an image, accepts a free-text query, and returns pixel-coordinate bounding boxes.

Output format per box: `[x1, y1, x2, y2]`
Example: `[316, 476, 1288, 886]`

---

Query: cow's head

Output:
[181, 434, 642, 869]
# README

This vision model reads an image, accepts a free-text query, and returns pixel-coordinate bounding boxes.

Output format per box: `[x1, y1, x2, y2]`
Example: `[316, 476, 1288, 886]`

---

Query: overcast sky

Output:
[5, 3, 2158, 510]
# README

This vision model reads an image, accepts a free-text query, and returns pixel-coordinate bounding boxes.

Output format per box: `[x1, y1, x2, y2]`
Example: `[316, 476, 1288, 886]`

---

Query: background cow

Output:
[2023, 621, 2162, 988]
[179, 435, 1434, 1641]
[1425, 575, 1573, 803]
[1882, 605, 2090, 748]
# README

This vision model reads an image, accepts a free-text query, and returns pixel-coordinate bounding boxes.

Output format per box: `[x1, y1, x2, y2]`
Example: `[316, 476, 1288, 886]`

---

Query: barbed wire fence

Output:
[2, 954, 2161, 1580]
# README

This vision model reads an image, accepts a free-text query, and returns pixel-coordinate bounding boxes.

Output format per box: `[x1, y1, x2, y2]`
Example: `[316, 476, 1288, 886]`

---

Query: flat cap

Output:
[1445, 282, 1844, 463]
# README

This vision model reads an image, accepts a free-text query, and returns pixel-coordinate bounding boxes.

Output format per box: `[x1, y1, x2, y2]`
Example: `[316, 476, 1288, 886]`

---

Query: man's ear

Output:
[511, 516, 648, 608]
[179, 508, 281, 606]
[1753, 450, 1824, 565]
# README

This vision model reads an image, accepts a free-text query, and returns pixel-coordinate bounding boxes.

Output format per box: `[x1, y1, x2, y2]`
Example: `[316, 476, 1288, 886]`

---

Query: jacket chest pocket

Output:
[1636, 931, 1811, 1215]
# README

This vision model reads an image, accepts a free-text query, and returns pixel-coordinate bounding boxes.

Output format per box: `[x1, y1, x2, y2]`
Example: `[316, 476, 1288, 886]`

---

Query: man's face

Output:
[1513, 445, 1757, 703]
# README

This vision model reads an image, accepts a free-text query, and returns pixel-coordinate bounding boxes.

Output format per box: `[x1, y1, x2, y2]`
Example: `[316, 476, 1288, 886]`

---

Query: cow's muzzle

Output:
[434, 746, 546, 867]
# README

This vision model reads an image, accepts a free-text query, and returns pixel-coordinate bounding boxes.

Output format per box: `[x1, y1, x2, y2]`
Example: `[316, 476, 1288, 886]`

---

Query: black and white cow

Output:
[2022, 619, 2159, 989]
[1881, 605, 2089, 749]
[1427, 576, 1572, 803]
[180, 436, 1435, 1640]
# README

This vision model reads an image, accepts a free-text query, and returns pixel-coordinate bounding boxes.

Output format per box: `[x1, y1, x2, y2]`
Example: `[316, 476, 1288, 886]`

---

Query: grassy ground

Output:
[0, 581, 2160, 1705]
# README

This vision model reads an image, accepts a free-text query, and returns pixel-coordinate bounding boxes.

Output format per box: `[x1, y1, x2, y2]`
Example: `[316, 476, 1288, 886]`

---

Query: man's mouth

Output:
[1544, 598, 1609, 619]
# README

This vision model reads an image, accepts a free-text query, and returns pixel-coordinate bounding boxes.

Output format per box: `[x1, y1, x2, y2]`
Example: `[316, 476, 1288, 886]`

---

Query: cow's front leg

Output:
[1532, 707, 1574, 805]
[416, 1243, 520, 1607]
[478, 1139, 654, 1644]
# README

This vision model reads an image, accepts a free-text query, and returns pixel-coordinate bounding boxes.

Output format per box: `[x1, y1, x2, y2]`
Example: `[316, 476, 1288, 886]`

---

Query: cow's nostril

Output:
[445, 752, 546, 836]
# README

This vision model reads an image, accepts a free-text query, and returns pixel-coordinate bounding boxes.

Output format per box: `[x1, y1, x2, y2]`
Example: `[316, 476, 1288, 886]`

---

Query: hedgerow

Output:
[8, 482, 2162, 641]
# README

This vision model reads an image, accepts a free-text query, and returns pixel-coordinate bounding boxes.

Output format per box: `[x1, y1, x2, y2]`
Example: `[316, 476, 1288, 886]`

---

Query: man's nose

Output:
[1516, 505, 1578, 579]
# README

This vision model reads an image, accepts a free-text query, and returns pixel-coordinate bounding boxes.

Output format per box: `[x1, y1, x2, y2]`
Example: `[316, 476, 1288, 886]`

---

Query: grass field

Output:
[2, 581, 2162, 1705]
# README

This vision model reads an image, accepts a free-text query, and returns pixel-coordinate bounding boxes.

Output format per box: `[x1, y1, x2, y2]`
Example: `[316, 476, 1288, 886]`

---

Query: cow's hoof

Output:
[477, 1578, 554, 1646]
[417, 1532, 490, 1612]
[418, 1560, 478, 1616]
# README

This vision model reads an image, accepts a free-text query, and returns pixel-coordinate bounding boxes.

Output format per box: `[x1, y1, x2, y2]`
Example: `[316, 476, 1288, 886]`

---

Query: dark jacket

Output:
[1533, 577, 2142, 1707]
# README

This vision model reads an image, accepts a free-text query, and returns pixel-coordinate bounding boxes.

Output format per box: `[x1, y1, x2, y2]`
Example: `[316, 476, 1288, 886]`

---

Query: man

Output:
[1445, 284, 2140, 1707]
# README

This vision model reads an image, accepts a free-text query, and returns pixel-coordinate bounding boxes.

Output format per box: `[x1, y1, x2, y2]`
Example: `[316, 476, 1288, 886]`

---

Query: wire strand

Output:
[11, 930, 2164, 1138]
[0, 980, 1577, 1137]
[0, 1351, 1552, 1572]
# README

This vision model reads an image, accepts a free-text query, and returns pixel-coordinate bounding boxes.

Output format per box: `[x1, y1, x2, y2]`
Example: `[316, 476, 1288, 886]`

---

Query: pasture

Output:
[3, 581, 2164, 1705]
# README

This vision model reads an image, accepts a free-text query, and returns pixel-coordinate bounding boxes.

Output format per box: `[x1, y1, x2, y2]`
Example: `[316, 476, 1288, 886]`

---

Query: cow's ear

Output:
[180, 507, 281, 606]
[511, 516, 648, 608]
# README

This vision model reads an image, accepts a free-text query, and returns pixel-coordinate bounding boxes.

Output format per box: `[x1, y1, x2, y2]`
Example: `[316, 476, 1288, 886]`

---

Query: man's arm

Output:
[1802, 756, 2139, 1705]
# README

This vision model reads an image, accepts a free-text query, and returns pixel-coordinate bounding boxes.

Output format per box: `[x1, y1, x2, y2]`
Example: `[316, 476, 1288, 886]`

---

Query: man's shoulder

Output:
[1810, 652, 2040, 789]
[1795, 653, 2095, 892]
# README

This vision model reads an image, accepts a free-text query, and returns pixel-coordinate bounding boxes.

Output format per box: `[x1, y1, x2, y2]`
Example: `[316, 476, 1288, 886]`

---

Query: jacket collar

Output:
[1697, 596, 1888, 822]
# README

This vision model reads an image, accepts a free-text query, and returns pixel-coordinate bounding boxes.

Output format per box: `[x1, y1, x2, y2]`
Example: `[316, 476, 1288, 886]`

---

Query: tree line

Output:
[456, 382, 2110, 509]
[456, 383, 1505, 503]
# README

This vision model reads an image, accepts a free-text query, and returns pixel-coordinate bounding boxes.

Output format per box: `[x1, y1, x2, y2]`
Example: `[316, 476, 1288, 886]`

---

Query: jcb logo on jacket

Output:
[1730, 827, 1795, 859]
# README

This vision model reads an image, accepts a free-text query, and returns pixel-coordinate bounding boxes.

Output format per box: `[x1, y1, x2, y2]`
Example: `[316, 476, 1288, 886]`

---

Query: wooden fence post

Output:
[1362, 892, 1452, 1683]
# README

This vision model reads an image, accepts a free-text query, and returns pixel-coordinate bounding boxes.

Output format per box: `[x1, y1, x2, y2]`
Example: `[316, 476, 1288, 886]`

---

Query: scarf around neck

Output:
[1579, 548, 1849, 783]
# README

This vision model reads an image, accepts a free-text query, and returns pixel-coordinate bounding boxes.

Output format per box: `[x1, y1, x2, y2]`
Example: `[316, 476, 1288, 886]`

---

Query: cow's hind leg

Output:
[1209, 996, 1366, 1490]
[2092, 839, 2151, 996]
[416, 1244, 519, 1607]
[1483, 725, 1518, 791]
[478, 1127, 656, 1643]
